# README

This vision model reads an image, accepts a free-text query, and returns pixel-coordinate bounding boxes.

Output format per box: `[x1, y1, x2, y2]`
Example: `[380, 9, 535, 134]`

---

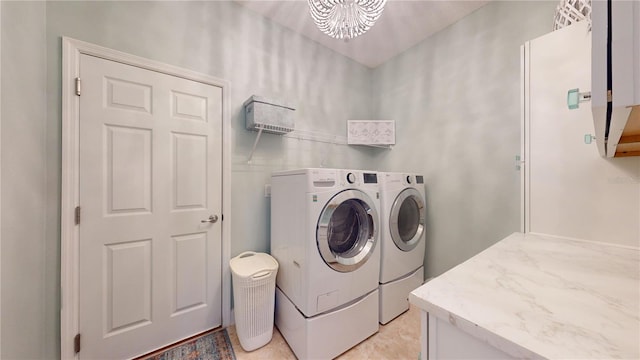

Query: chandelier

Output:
[553, 0, 591, 31]
[308, 0, 387, 40]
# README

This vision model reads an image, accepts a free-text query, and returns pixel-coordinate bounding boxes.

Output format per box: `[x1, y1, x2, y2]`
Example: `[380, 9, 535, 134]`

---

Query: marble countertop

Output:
[409, 232, 640, 359]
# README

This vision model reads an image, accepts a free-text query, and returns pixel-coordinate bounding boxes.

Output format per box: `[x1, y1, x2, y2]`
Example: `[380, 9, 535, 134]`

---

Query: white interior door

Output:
[78, 53, 223, 359]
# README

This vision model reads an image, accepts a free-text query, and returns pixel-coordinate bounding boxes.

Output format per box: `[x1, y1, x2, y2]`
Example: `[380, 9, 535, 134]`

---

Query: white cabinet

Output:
[523, 20, 639, 246]
[592, 0, 640, 157]
[419, 312, 518, 360]
[410, 233, 640, 360]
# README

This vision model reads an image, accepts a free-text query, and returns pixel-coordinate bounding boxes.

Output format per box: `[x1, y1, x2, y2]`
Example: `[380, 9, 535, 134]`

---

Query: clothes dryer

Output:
[378, 172, 426, 324]
[271, 168, 380, 359]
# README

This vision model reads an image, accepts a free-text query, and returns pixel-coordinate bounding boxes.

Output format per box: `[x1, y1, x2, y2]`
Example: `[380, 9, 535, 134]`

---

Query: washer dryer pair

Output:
[378, 172, 426, 324]
[270, 168, 381, 360]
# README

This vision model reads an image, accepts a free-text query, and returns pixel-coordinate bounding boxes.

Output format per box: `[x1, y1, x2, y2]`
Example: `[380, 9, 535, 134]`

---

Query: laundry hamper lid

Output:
[230, 251, 279, 279]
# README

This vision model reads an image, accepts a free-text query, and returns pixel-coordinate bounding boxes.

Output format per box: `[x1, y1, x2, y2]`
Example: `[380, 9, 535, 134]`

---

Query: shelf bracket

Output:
[247, 125, 265, 164]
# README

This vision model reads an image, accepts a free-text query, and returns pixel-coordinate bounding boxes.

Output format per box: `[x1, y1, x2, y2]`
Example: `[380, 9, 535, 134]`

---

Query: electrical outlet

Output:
[264, 184, 271, 197]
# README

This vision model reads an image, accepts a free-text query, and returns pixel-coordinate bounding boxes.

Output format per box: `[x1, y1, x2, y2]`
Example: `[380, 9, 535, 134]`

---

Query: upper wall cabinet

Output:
[592, 0, 640, 157]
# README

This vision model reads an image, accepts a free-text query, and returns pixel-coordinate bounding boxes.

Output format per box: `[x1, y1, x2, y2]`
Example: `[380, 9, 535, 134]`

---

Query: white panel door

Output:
[525, 21, 640, 246]
[78, 54, 223, 359]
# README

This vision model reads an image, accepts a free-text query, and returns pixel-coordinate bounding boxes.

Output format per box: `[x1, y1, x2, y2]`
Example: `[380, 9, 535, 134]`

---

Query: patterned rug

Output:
[142, 329, 236, 360]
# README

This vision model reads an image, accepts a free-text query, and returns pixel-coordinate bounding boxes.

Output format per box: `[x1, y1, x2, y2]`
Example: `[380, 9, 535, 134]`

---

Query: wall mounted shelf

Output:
[347, 120, 395, 148]
[244, 95, 295, 163]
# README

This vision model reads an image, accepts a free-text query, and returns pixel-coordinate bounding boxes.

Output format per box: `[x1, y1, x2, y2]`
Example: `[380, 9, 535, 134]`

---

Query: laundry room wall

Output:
[4, 1, 375, 358]
[1, 1, 50, 359]
[6, 1, 376, 358]
[2, 1, 561, 358]
[371, 1, 557, 278]
[45, 0, 375, 257]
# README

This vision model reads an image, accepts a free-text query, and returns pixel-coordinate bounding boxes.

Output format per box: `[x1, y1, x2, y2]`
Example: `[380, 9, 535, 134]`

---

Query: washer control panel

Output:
[311, 169, 337, 188]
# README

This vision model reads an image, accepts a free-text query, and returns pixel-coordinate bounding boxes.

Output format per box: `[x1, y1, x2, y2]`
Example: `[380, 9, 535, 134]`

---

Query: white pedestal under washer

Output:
[378, 172, 426, 324]
[270, 168, 381, 359]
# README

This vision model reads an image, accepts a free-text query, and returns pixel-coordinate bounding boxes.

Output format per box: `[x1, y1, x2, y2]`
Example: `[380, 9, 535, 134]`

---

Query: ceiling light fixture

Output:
[308, 0, 387, 40]
[553, 0, 591, 31]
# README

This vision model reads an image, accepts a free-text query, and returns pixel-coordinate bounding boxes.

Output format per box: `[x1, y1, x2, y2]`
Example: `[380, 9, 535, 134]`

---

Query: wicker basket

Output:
[230, 251, 279, 351]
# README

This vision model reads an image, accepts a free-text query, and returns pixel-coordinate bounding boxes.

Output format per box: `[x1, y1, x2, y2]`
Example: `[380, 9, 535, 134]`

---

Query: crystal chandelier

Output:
[308, 0, 387, 40]
[553, 0, 591, 31]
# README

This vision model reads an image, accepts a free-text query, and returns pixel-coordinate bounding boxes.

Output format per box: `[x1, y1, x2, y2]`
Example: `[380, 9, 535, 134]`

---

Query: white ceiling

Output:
[235, 0, 491, 68]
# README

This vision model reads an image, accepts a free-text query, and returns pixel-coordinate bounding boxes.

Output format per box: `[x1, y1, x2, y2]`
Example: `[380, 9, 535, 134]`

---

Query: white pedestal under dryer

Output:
[270, 168, 381, 359]
[378, 172, 426, 324]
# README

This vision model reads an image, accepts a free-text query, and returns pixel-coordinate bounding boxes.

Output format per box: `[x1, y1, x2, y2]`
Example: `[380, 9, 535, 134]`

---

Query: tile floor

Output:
[227, 305, 421, 360]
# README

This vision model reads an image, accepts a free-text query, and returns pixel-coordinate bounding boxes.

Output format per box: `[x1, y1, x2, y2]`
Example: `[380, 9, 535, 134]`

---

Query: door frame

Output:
[60, 37, 232, 359]
[0, 3, 3, 355]
[520, 43, 530, 234]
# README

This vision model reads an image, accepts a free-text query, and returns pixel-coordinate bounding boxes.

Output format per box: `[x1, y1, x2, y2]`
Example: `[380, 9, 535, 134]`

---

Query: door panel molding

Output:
[61, 37, 231, 359]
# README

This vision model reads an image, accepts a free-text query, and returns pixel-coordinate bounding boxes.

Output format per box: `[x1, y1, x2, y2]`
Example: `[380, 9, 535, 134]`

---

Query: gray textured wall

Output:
[1, 1, 558, 358]
[44, 0, 375, 261]
[1, 1, 49, 358]
[371, 1, 557, 277]
[5, 1, 374, 358]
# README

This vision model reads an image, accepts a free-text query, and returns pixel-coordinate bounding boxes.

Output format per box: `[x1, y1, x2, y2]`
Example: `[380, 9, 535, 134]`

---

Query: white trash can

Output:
[230, 251, 279, 351]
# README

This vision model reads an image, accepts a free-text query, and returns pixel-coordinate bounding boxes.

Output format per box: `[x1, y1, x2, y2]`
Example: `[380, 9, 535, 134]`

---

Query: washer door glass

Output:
[390, 188, 425, 252]
[317, 189, 379, 272]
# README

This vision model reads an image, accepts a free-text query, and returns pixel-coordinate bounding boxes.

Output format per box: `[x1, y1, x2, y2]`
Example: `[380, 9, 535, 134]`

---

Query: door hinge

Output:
[75, 206, 81, 225]
[74, 333, 81, 354]
[75, 77, 81, 96]
[607, 90, 612, 102]
[515, 155, 525, 171]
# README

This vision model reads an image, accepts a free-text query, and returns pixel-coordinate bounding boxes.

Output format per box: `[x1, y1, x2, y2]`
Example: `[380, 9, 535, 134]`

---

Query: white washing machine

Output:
[378, 172, 426, 324]
[270, 168, 381, 359]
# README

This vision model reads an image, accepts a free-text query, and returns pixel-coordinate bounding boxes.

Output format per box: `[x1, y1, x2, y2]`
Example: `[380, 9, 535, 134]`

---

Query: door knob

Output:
[201, 215, 219, 223]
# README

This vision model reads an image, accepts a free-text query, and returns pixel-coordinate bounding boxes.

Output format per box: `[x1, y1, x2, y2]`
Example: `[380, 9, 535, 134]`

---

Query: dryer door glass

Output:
[390, 188, 425, 252]
[317, 189, 379, 272]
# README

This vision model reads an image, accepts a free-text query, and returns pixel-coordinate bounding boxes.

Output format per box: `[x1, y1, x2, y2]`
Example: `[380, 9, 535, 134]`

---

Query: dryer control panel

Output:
[339, 170, 379, 187]
[403, 174, 424, 185]
[363, 172, 378, 184]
